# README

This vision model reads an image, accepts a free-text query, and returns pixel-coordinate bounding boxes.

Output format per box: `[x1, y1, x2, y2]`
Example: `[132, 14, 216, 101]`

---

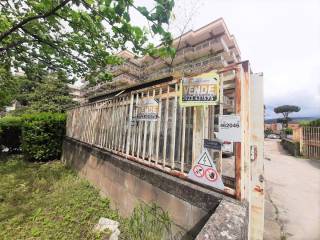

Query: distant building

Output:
[265, 120, 301, 135]
[86, 18, 241, 108]
[68, 84, 87, 103]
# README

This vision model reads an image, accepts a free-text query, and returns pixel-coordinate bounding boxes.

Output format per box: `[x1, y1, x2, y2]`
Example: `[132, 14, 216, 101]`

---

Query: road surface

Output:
[264, 139, 320, 240]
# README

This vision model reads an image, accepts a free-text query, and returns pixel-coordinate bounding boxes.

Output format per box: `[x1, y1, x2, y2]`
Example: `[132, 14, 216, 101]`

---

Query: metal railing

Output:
[301, 126, 320, 159]
[66, 74, 239, 193]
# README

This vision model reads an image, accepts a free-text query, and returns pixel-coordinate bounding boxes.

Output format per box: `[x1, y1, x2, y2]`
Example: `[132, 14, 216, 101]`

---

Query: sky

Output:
[133, 0, 320, 119]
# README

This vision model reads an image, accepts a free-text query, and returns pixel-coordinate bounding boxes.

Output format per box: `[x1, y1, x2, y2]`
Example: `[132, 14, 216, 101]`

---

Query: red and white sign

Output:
[205, 168, 218, 182]
[193, 165, 204, 177]
[187, 149, 224, 190]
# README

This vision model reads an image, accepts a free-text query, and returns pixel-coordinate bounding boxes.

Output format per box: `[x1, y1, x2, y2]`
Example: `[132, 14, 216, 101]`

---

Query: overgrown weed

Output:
[0, 154, 173, 240]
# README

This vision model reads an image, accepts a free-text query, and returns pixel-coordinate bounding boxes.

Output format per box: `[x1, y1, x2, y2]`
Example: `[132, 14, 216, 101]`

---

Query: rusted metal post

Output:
[216, 73, 224, 175]
[235, 66, 242, 201]
[249, 72, 265, 240]
[180, 107, 186, 172]
[170, 84, 178, 169]
[242, 61, 251, 202]
[155, 88, 162, 165]
[300, 127, 303, 156]
[126, 94, 134, 155]
[162, 85, 170, 167]
[192, 107, 204, 165]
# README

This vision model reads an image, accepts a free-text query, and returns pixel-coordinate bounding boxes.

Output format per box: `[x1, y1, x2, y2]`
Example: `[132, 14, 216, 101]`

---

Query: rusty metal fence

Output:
[67, 80, 196, 173]
[67, 77, 239, 195]
[66, 62, 260, 200]
[65, 61, 265, 239]
[301, 127, 320, 159]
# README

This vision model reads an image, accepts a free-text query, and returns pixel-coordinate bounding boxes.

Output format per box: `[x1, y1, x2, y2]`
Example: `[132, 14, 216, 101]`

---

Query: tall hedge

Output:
[0, 113, 66, 161]
[21, 113, 66, 161]
[0, 116, 22, 152]
[309, 119, 320, 127]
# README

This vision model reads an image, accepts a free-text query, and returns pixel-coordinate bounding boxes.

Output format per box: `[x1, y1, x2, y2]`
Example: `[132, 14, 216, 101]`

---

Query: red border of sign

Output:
[204, 168, 218, 182]
[192, 165, 204, 177]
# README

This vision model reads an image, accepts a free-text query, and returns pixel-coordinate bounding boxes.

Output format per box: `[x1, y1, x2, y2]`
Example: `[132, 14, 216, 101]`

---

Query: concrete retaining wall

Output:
[61, 138, 248, 239]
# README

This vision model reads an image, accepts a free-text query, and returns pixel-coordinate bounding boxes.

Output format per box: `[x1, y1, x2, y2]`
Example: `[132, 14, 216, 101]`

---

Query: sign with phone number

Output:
[180, 71, 220, 106]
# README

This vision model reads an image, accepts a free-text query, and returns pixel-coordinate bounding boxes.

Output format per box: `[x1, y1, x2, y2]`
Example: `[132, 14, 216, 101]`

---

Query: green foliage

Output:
[0, 65, 18, 110]
[308, 119, 320, 127]
[26, 73, 76, 113]
[0, 155, 172, 240]
[300, 119, 320, 127]
[274, 105, 301, 114]
[0, 155, 119, 240]
[274, 105, 300, 128]
[0, 116, 22, 152]
[264, 128, 273, 136]
[0, 0, 175, 85]
[21, 113, 66, 161]
[0, 112, 67, 161]
[0, 69, 76, 112]
[298, 120, 311, 126]
[283, 128, 293, 135]
[121, 203, 172, 240]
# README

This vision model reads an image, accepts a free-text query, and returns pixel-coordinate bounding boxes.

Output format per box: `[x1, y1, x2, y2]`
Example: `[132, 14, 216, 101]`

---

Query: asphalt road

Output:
[264, 139, 320, 240]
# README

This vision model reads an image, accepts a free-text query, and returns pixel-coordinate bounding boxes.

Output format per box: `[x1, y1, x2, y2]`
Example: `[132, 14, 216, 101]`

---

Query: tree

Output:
[274, 105, 301, 128]
[0, 64, 17, 110]
[166, 0, 203, 66]
[0, 63, 49, 110]
[23, 72, 76, 113]
[0, 0, 175, 85]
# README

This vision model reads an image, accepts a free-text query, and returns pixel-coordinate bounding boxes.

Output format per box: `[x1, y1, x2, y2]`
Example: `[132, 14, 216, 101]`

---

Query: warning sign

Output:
[187, 149, 225, 190]
[193, 165, 204, 177]
[197, 151, 212, 167]
[205, 168, 218, 182]
[180, 71, 220, 106]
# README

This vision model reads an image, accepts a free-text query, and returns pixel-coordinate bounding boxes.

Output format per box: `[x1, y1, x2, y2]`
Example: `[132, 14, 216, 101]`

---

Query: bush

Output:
[0, 116, 22, 152]
[264, 128, 273, 136]
[21, 113, 66, 161]
[309, 119, 320, 127]
[284, 128, 293, 135]
[300, 119, 320, 127]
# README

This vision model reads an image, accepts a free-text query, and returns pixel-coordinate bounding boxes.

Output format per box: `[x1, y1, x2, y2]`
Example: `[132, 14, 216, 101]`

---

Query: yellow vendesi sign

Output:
[180, 71, 220, 106]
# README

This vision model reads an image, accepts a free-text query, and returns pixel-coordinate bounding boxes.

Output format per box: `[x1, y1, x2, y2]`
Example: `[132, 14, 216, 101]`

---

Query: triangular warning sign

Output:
[187, 149, 225, 190]
[197, 151, 213, 167]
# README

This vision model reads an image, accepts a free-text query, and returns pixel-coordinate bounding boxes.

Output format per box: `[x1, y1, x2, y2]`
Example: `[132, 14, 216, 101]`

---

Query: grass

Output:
[0, 154, 172, 240]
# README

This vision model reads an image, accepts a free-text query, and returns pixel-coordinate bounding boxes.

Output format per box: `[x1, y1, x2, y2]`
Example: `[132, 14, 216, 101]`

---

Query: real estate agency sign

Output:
[180, 71, 220, 106]
[133, 98, 159, 121]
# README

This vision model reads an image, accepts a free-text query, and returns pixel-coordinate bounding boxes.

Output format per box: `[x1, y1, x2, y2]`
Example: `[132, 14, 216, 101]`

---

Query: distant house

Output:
[265, 119, 301, 137]
[264, 121, 282, 134]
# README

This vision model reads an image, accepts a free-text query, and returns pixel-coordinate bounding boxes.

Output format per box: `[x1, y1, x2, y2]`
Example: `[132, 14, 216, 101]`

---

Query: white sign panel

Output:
[133, 98, 159, 121]
[218, 115, 241, 142]
[187, 149, 224, 190]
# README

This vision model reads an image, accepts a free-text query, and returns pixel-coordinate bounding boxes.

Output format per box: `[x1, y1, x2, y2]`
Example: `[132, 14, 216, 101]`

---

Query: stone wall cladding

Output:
[195, 200, 249, 240]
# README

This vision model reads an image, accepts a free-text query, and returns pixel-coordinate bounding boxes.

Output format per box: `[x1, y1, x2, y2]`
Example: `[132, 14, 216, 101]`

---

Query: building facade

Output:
[86, 18, 241, 103]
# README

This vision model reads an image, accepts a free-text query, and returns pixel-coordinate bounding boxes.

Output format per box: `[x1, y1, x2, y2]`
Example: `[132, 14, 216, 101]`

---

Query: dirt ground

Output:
[263, 139, 320, 240]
